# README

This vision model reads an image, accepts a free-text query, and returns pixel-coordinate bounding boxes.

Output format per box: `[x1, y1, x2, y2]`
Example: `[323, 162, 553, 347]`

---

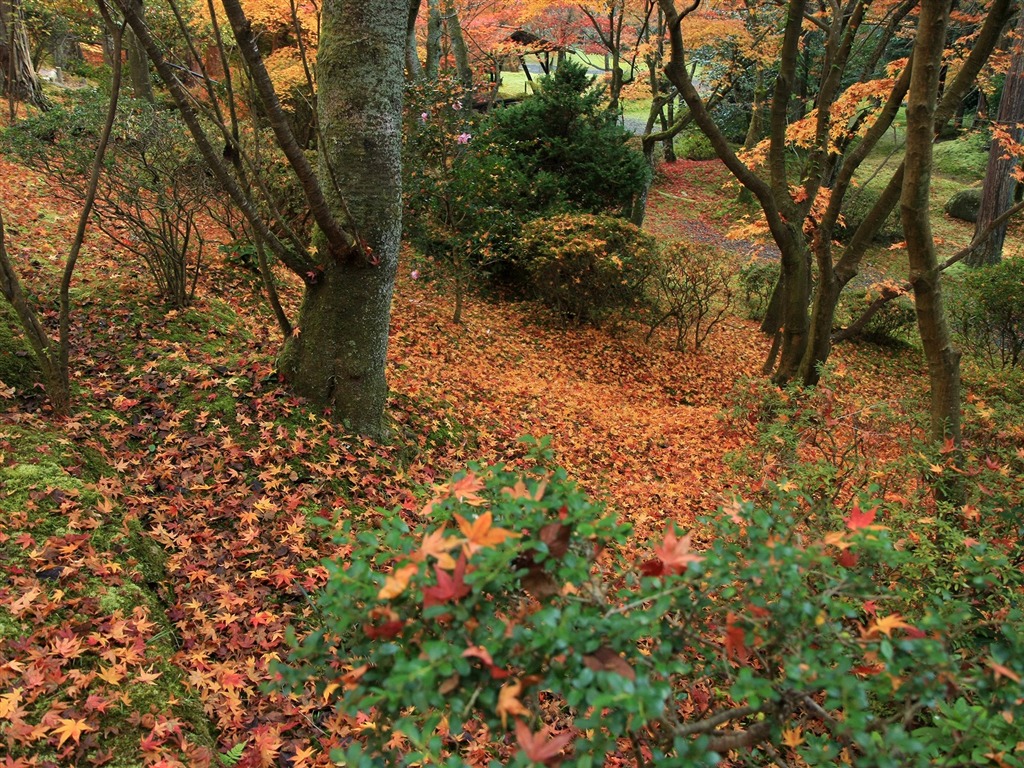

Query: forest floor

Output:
[0, 141, 1020, 766]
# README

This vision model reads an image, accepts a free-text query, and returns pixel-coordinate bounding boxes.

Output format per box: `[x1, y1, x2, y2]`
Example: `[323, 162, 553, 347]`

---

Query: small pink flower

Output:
[452, 101, 462, 111]
[411, 270, 420, 280]
[420, 112, 429, 123]
[457, 133, 471, 144]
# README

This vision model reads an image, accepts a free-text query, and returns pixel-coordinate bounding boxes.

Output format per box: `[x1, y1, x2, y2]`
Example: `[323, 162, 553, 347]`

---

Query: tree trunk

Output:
[125, 0, 154, 102]
[405, 0, 422, 79]
[277, 0, 404, 439]
[902, 0, 961, 447]
[969, 11, 1024, 267]
[443, 0, 471, 91]
[425, 0, 441, 80]
[0, 0, 45, 109]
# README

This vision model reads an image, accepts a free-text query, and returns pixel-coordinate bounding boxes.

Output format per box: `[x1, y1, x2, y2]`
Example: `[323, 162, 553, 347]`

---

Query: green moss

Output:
[0, 606, 24, 640]
[0, 302, 41, 393]
[932, 131, 988, 182]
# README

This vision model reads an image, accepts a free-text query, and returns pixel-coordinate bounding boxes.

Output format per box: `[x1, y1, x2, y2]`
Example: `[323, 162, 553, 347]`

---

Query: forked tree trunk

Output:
[277, 0, 404, 439]
[902, 0, 961, 447]
[1, 0, 45, 109]
[443, 0, 472, 91]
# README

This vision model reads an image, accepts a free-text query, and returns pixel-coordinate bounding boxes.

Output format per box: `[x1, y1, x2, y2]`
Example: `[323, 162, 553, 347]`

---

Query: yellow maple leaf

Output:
[54, 717, 93, 748]
[414, 526, 462, 570]
[377, 563, 418, 600]
[782, 725, 804, 748]
[867, 613, 913, 638]
[455, 511, 520, 556]
[0, 687, 23, 719]
[496, 679, 530, 729]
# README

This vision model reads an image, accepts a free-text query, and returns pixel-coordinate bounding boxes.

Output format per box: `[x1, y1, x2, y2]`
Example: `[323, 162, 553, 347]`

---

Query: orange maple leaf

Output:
[53, 717, 93, 748]
[985, 659, 1021, 684]
[377, 563, 418, 600]
[449, 472, 487, 505]
[455, 511, 520, 556]
[653, 528, 703, 574]
[501, 477, 547, 501]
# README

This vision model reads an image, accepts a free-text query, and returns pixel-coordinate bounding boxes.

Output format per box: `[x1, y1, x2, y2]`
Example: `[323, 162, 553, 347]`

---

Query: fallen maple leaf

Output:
[377, 563, 419, 600]
[582, 647, 635, 681]
[455, 511, 520, 556]
[497, 679, 530, 728]
[986, 659, 1021, 684]
[422, 553, 471, 607]
[449, 472, 486, 505]
[653, 528, 703, 574]
[514, 719, 574, 766]
[414, 526, 462, 569]
[53, 717, 92, 748]
[0, 688, 23, 719]
[867, 613, 913, 638]
[844, 500, 879, 531]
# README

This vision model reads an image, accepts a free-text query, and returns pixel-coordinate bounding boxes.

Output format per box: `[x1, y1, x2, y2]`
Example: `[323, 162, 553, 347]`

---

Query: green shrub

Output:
[947, 258, 1024, 369]
[737, 258, 777, 320]
[839, 181, 902, 242]
[280, 436, 1024, 767]
[516, 214, 657, 326]
[674, 125, 717, 161]
[839, 284, 917, 344]
[643, 239, 733, 350]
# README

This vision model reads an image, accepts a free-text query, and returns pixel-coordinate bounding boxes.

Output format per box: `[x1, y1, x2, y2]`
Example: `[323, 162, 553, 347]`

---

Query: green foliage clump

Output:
[737, 258, 777, 320]
[840, 284, 917, 344]
[839, 180, 902, 242]
[674, 125, 717, 161]
[516, 213, 657, 326]
[947, 258, 1024, 369]
[642, 239, 734, 350]
[281, 433, 1024, 767]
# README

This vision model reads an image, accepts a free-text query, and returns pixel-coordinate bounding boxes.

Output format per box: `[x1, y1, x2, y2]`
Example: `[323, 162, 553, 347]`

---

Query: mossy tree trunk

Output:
[1, 0, 45, 110]
[969, 9, 1024, 267]
[277, 0, 404, 439]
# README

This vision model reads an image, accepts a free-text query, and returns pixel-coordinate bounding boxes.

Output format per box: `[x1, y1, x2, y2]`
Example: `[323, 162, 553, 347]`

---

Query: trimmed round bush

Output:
[840, 182, 902, 242]
[737, 258, 778, 320]
[947, 258, 1024, 369]
[516, 214, 657, 326]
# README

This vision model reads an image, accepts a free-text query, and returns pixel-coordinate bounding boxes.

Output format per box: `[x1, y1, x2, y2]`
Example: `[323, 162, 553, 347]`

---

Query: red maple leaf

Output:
[844, 500, 878, 531]
[423, 553, 470, 608]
